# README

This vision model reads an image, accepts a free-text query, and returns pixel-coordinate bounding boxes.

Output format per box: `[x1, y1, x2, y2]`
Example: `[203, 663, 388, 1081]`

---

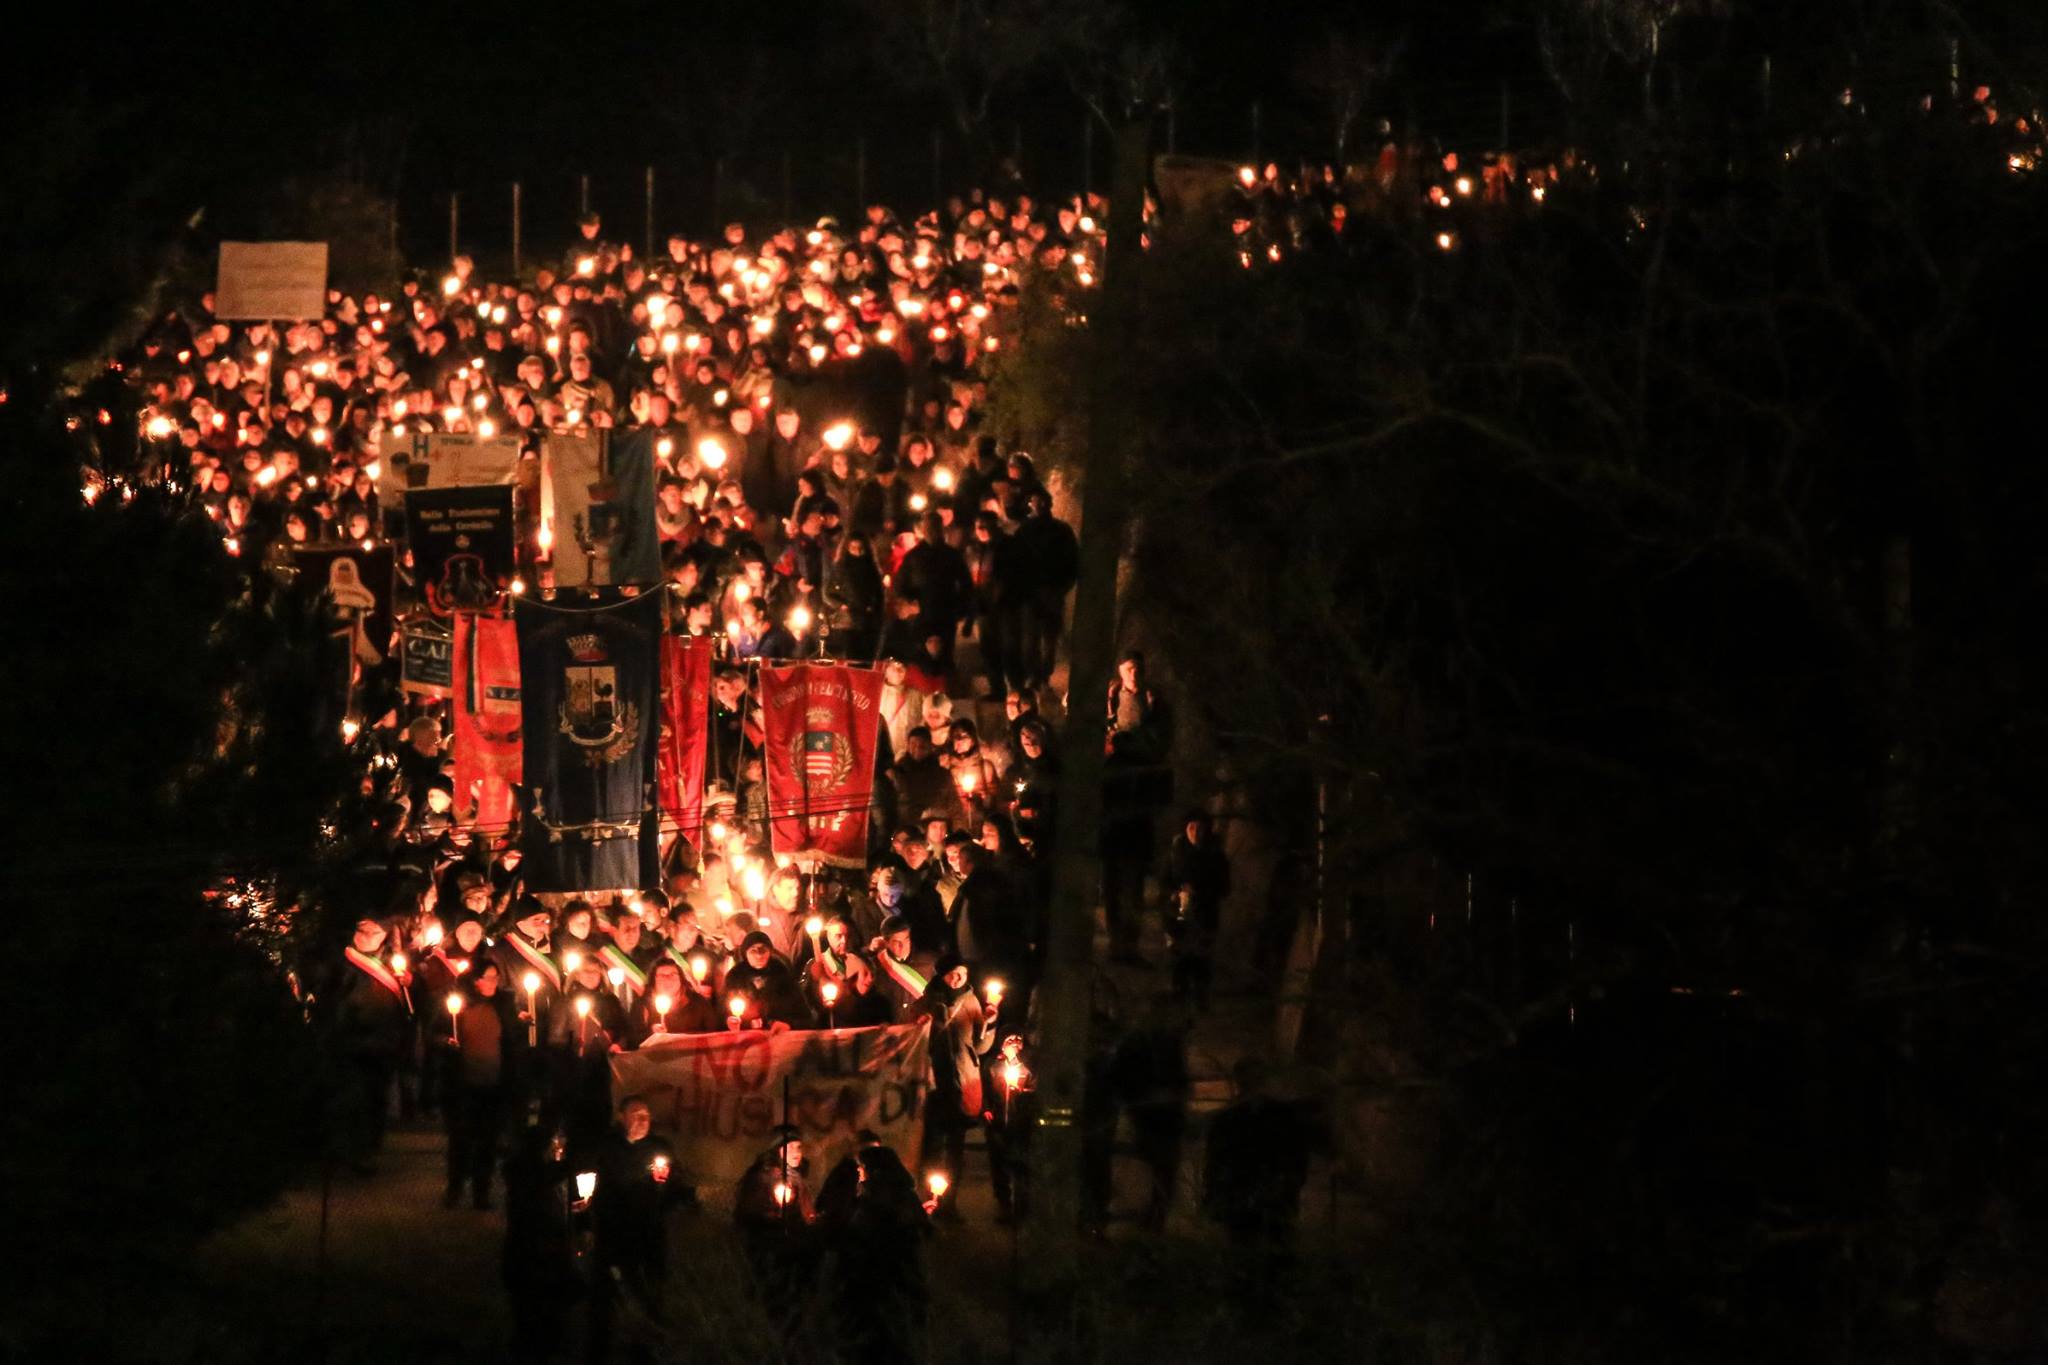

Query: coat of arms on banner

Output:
[794, 706, 855, 788]
[558, 631, 639, 766]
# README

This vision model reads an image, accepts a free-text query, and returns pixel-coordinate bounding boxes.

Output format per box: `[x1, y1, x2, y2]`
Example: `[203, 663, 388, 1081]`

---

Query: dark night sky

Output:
[5, 0, 1581, 262]
[1, 0, 1932, 275]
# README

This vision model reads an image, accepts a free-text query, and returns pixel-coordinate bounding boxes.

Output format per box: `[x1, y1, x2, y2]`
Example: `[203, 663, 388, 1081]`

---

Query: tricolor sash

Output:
[345, 946, 406, 998]
[431, 947, 475, 978]
[667, 941, 721, 982]
[601, 943, 650, 991]
[877, 952, 928, 1000]
[504, 933, 561, 990]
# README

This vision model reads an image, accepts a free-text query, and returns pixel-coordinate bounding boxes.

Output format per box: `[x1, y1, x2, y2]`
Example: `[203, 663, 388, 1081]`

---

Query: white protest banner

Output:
[610, 1022, 930, 1186]
[215, 241, 329, 320]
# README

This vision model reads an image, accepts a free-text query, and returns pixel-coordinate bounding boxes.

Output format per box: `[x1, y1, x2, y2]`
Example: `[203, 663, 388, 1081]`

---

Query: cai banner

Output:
[657, 635, 714, 847]
[452, 612, 521, 831]
[761, 663, 885, 868]
[406, 485, 516, 613]
[516, 591, 662, 891]
[609, 1022, 929, 1186]
[400, 622, 453, 699]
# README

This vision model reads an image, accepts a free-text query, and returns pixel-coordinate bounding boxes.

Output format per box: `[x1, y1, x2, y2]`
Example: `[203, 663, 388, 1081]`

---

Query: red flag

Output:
[657, 635, 714, 846]
[761, 663, 884, 868]
[453, 611, 522, 831]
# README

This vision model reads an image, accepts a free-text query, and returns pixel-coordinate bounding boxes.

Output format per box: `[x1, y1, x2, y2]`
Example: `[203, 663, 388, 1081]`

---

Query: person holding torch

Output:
[441, 961, 516, 1210]
[625, 959, 718, 1044]
[734, 1124, 818, 1318]
[588, 1095, 687, 1354]
[320, 914, 414, 1173]
[548, 955, 627, 1151]
[724, 931, 805, 1031]
[918, 952, 999, 1219]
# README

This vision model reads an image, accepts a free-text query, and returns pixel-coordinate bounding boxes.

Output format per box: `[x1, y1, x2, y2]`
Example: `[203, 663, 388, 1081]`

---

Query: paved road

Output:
[179, 955, 1299, 1361]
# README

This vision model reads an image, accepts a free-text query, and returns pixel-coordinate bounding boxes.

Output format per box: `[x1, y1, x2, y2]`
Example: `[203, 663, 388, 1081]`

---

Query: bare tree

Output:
[1297, 29, 1403, 165]
[854, 0, 1076, 151]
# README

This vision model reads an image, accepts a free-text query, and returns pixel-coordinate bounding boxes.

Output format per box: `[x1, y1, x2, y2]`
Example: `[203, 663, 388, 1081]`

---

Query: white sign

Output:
[215, 241, 329, 320]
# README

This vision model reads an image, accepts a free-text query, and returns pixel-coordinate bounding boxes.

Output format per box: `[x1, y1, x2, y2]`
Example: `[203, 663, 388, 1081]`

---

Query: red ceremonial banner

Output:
[761, 663, 885, 868]
[657, 635, 714, 844]
[453, 611, 523, 830]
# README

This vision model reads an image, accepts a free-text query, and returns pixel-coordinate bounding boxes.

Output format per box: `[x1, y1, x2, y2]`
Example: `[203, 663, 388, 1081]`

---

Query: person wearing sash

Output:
[598, 902, 658, 1012]
[798, 915, 857, 1022]
[323, 914, 415, 1172]
[494, 897, 562, 1114]
[494, 897, 562, 1019]
[868, 915, 935, 1022]
[659, 912, 727, 996]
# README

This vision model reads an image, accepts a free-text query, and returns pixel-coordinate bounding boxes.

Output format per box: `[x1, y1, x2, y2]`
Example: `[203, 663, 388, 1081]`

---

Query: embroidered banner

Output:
[760, 663, 885, 868]
[515, 592, 661, 890]
[452, 611, 522, 830]
[657, 635, 714, 849]
[405, 485, 516, 613]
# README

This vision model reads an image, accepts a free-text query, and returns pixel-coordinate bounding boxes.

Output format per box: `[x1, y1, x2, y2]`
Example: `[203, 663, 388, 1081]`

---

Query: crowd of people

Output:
[95, 172, 1324, 1361]
[78, 150, 1468, 1362]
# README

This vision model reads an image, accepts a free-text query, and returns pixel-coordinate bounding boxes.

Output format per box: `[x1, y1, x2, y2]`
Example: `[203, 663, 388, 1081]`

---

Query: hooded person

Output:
[814, 1126, 889, 1231]
[826, 1142, 931, 1365]
[733, 1123, 820, 1326]
[553, 900, 601, 978]
[723, 930, 807, 1031]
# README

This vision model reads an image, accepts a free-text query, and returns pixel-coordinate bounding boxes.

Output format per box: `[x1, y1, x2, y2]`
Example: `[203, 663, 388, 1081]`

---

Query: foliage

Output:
[995, 7, 2048, 1356]
[0, 381, 353, 1351]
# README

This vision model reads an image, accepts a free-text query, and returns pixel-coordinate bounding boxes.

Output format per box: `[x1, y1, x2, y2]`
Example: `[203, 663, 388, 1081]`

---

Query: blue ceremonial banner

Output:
[515, 591, 662, 892]
[605, 428, 664, 587]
